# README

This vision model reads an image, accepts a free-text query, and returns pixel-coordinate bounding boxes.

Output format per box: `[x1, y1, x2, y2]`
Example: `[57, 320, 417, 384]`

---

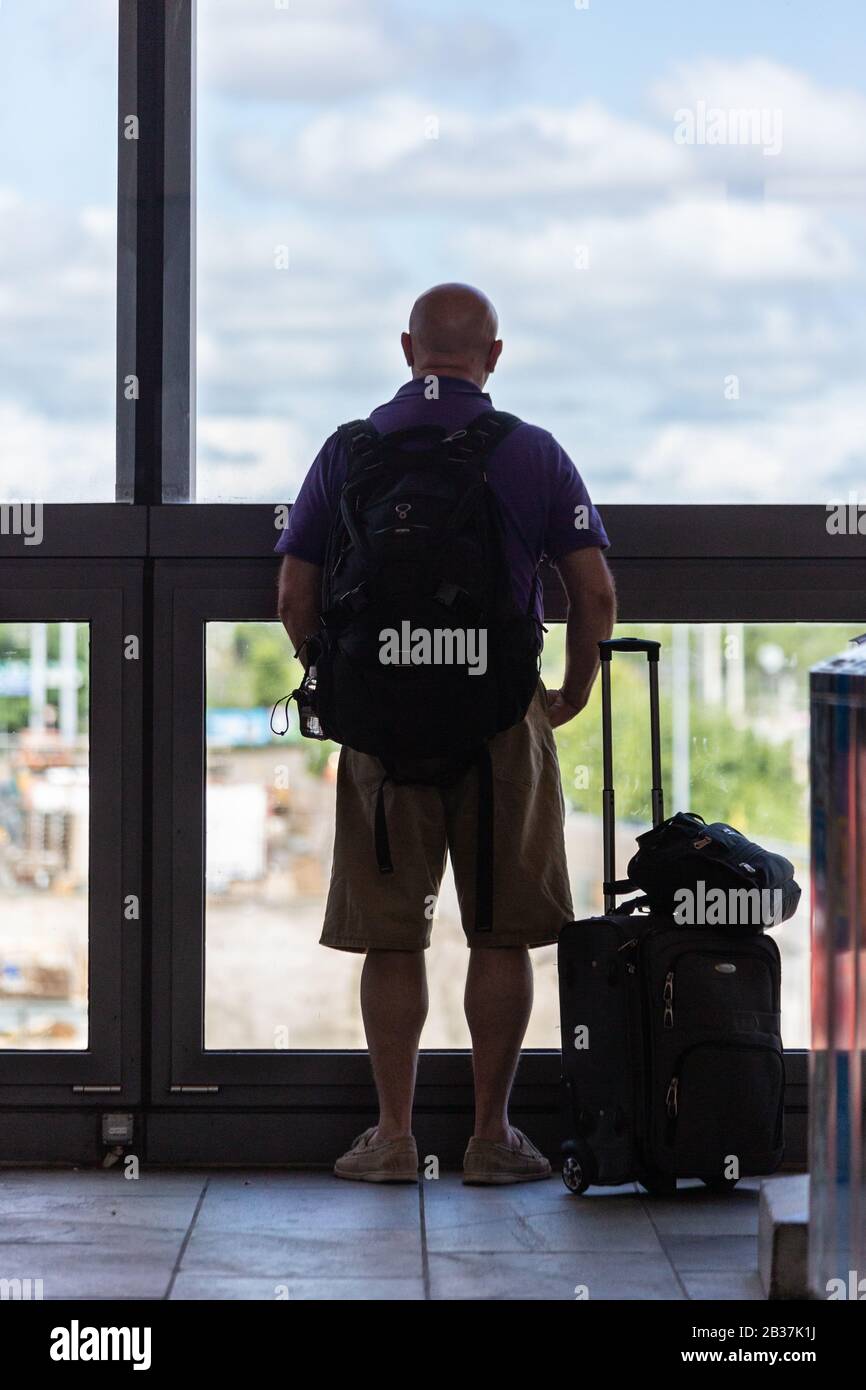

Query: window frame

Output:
[0, 562, 143, 1100]
[0, 0, 856, 1162]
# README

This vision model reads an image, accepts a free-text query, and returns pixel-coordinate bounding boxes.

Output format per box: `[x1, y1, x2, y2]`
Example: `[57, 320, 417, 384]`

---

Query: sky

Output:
[0, 0, 864, 503]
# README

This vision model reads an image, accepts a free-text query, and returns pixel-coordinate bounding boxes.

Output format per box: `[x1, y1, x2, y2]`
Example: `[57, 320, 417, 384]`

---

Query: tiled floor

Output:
[0, 1168, 766, 1301]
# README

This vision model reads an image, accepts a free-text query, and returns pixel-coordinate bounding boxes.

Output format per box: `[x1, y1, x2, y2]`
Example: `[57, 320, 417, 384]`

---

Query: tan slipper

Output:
[334, 1127, 419, 1183]
[463, 1128, 552, 1185]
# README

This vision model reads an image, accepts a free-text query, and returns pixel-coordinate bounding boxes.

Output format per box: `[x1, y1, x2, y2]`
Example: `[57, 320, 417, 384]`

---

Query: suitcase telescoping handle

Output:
[598, 638, 665, 912]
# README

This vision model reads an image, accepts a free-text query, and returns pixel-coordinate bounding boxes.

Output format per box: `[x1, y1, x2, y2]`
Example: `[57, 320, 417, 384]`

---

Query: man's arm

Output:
[277, 555, 323, 666]
[546, 547, 617, 728]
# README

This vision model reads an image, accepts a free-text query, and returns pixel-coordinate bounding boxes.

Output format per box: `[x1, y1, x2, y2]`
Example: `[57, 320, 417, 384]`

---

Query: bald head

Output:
[402, 283, 502, 388]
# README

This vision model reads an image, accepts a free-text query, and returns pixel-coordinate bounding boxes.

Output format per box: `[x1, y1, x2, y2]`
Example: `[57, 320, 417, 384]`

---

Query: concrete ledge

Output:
[759, 1174, 810, 1299]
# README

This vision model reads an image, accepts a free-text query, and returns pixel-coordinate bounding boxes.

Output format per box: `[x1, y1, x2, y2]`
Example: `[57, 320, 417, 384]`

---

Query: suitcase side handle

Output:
[599, 637, 665, 912]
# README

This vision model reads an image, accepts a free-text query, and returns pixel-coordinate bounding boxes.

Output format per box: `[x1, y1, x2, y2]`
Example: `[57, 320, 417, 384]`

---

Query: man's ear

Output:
[401, 331, 414, 368]
[487, 339, 503, 374]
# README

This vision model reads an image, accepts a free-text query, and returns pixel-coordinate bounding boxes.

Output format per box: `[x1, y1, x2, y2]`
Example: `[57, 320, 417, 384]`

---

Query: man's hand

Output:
[546, 688, 582, 728]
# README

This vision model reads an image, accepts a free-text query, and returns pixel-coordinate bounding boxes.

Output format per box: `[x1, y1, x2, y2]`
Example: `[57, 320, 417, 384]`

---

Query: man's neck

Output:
[410, 365, 486, 390]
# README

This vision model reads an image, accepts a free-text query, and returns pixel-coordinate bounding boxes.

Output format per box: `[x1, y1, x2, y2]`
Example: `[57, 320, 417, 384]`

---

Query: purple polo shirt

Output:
[274, 376, 609, 620]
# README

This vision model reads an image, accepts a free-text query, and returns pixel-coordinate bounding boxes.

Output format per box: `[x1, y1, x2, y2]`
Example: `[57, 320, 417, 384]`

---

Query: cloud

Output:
[225, 94, 694, 206]
[196, 215, 412, 412]
[626, 385, 866, 503]
[198, 0, 516, 103]
[220, 55, 866, 212]
[196, 413, 317, 503]
[191, 177, 863, 503]
[0, 183, 115, 463]
[0, 401, 113, 502]
[650, 58, 866, 179]
[457, 197, 857, 299]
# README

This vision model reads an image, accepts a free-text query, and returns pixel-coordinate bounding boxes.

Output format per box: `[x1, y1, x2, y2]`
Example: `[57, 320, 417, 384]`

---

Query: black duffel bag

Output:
[626, 812, 801, 930]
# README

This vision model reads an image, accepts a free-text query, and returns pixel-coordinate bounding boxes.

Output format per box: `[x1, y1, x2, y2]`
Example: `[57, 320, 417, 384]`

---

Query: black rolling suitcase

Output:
[558, 637, 785, 1196]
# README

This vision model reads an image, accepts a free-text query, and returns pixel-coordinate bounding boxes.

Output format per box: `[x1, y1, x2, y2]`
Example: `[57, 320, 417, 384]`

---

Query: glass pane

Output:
[204, 620, 856, 1050]
[204, 622, 342, 1049]
[0, 623, 90, 1048]
[196, 1, 865, 503]
[0, 1, 118, 501]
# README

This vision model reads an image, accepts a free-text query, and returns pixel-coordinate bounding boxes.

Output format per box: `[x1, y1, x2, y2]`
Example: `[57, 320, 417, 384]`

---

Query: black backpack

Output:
[292, 408, 543, 932]
[626, 812, 801, 929]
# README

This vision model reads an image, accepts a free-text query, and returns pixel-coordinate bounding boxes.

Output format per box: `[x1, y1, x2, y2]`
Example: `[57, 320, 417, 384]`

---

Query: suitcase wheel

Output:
[561, 1140, 597, 1196]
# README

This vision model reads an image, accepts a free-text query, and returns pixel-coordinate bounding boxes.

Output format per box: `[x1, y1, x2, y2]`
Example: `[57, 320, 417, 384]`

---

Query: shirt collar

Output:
[393, 375, 492, 403]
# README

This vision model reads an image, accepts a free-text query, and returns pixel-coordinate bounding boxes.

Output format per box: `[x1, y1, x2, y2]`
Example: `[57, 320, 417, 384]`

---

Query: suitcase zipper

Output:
[663, 971, 674, 1029]
[664, 1040, 785, 1143]
[665, 1075, 678, 1115]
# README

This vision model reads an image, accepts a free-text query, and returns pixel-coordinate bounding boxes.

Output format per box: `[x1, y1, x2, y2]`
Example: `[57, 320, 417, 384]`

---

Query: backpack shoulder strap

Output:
[452, 410, 542, 614]
[336, 419, 381, 479]
[446, 409, 522, 468]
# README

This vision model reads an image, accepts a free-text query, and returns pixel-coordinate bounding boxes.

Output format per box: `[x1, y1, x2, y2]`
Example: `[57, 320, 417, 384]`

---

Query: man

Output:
[277, 284, 616, 1184]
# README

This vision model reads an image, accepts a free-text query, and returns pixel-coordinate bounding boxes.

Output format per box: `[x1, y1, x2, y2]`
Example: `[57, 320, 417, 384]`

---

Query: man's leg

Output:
[361, 948, 429, 1140]
[464, 945, 533, 1145]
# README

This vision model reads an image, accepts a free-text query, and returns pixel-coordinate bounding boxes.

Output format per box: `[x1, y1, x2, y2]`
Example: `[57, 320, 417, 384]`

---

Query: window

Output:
[195, 0, 865, 505]
[203, 618, 855, 1050]
[0, 622, 89, 1049]
[0, 0, 118, 502]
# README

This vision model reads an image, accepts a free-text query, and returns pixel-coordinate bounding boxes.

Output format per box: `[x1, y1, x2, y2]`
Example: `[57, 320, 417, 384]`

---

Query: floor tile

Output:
[664, 1235, 759, 1272]
[0, 1196, 200, 1233]
[181, 1224, 423, 1279]
[682, 1271, 766, 1300]
[524, 1207, 663, 1253]
[428, 1251, 685, 1300]
[422, 1174, 637, 1222]
[0, 1240, 181, 1300]
[200, 1171, 420, 1231]
[421, 1178, 564, 1227]
[425, 1198, 660, 1254]
[0, 1169, 205, 1198]
[424, 1175, 657, 1252]
[170, 1273, 425, 1300]
[644, 1185, 760, 1236]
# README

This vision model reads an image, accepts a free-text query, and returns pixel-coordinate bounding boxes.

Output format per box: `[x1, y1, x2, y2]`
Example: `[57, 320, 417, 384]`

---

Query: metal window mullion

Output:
[163, 0, 195, 503]
[115, 0, 138, 502]
[115, 0, 193, 506]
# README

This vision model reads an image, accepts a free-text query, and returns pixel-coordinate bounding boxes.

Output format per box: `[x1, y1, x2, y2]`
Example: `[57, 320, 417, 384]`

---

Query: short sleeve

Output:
[273, 433, 342, 563]
[542, 435, 609, 561]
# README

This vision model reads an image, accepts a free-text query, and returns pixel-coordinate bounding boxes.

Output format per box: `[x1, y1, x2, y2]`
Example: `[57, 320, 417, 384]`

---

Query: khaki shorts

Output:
[320, 681, 573, 951]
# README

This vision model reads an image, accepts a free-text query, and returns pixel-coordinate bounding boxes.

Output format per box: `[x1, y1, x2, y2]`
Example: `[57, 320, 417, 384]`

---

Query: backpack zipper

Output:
[371, 523, 432, 536]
